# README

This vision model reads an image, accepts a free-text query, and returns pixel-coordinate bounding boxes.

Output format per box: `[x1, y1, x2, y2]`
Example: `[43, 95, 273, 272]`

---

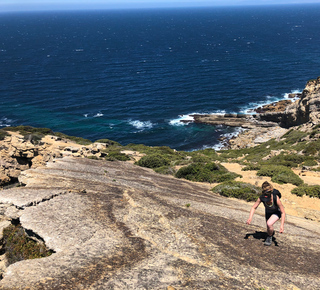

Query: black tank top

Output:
[260, 192, 280, 214]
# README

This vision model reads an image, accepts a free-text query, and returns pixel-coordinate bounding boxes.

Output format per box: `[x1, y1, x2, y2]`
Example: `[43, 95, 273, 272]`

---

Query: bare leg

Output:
[266, 214, 280, 236]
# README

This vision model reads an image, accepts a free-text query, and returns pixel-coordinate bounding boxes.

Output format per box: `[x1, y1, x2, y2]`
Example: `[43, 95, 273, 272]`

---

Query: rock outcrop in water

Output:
[191, 77, 320, 131]
[0, 156, 319, 289]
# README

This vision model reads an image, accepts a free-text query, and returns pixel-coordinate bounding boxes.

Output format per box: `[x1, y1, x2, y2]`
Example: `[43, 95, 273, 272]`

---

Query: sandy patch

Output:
[222, 163, 320, 222]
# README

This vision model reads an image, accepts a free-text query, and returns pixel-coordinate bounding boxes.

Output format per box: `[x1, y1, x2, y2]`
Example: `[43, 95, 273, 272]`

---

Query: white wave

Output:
[283, 89, 302, 101]
[129, 120, 153, 130]
[242, 89, 303, 114]
[0, 117, 12, 127]
[93, 112, 103, 118]
[169, 114, 195, 126]
[84, 114, 88, 118]
[169, 111, 231, 127]
[211, 110, 227, 115]
[213, 127, 246, 151]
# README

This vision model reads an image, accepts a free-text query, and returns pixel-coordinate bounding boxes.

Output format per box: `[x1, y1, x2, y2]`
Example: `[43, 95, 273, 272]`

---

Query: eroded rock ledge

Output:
[188, 77, 320, 148]
[0, 157, 319, 289]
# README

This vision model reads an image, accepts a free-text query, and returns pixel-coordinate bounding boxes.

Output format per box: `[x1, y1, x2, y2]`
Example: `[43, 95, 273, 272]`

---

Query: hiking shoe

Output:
[264, 235, 272, 246]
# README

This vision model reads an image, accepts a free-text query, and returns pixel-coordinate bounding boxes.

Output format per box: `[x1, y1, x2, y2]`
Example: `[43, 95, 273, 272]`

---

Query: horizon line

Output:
[1, 2, 320, 14]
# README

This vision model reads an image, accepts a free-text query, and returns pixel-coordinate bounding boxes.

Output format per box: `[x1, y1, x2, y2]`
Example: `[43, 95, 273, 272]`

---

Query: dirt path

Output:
[222, 163, 320, 222]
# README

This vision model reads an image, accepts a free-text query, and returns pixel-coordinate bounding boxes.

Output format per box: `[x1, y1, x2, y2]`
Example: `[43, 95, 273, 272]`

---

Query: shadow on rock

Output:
[244, 231, 279, 246]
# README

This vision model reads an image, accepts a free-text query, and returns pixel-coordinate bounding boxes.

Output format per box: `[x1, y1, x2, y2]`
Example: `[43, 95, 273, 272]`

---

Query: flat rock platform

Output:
[0, 157, 319, 289]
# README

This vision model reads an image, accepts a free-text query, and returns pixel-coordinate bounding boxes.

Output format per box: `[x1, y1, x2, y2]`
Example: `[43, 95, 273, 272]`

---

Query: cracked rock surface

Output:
[0, 157, 319, 289]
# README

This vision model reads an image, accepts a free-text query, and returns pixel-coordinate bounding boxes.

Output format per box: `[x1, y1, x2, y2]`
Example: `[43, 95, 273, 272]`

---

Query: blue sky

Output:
[1, 0, 319, 12]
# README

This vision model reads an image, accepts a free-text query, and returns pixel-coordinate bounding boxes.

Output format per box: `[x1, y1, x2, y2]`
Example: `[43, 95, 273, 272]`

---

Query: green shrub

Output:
[87, 155, 99, 160]
[257, 165, 303, 186]
[154, 166, 176, 175]
[54, 132, 92, 145]
[303, 140, 320, 156]
[191, 155, 211, 163]
[23, 134, 43, 145]
[242, 164, 261, 171]
[4, 126, 92, 145]
[309, 129, 319, 138]
[137, 154, 170, 168]
[0, 129, 10, 140]
[3, 224, 53, 265]
[212, 181, 261, 201]
[94, 139, 121, 146]
[266, 153, 305, 168]
[292, 185, 320, 198]
[4, 126, 53, 136]
[106, 151, 130, 161]
[303, 159, 318, 167]
[175, 162, 240, 183]
[281, 129, 308, 144]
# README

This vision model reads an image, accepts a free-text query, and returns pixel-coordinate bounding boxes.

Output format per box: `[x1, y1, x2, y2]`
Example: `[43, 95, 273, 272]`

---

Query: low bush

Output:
[106, 151, 130, 161]
[281, 129, 308, 144]
[4, 126, 53, 136]
[266, 153, 305, 168]
[3, 224, 53, 265]
[23, 134, 43, 145]
[175, 162, 240, 183]
[191, 155, 211, 164]
[5, 126, 92, 145]
[303, 159, 318, 167]
[0, 129, 10, 140]
[212, 181, 261, 201]
[87, 155, 99, 160]
[95, 139, 121, 147]
[242, 164, 261, 171]
[54, 132, 92, 145]
[257, 165, 303, 186]
[291, 185, 320, 198]
[154, 166, 176, 175]
[302, 140, 320, 156]
[137, 154, 170, 168]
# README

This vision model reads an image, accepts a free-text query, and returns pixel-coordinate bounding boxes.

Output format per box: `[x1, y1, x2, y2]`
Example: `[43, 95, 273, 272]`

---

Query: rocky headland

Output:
[191, 77, 320, 149]
[0, 77, 319, 289]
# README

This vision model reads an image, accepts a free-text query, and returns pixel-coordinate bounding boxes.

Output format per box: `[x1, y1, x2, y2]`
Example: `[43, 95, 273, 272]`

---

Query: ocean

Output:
[1, 4, 320, 151]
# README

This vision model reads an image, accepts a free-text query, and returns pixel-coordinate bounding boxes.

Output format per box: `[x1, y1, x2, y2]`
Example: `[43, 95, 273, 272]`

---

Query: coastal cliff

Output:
[0, 78, 320, 288]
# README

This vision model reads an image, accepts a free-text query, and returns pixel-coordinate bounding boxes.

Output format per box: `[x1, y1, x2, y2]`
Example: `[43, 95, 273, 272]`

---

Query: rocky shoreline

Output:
[185, 77, 320, 149]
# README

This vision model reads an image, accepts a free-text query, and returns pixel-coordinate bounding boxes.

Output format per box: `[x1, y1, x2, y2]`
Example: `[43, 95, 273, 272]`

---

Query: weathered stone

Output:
[0, 157, 318, 289]
[0, 132, 116, 187]
[189, 77, 320, 142]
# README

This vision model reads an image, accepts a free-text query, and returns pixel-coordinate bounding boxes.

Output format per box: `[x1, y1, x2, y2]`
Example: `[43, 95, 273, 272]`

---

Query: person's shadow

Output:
[244, 231, 279, 246]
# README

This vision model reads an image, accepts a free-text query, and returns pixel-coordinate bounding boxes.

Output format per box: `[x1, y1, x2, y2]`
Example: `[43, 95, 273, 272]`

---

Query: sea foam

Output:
[129, 120, 153, 130]
[169, 114, 195, 126]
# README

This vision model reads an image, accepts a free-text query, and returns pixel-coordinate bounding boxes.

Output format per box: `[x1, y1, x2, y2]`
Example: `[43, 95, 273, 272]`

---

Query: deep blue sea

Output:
[1, 4, 320, 151]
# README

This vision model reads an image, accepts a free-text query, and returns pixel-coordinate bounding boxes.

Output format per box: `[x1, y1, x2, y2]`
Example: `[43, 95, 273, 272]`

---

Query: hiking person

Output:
[246, 181, 286, 246]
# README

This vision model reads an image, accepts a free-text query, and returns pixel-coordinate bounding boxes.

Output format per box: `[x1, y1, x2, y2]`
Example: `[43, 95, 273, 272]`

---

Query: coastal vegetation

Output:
[292, 184, 320, 198]
[3, 124, 320, 201]
[212, 181, 261, 201]
[175, 162, 240, 183]
[3, 224, 53, 265]
[2, 126, 92, 145]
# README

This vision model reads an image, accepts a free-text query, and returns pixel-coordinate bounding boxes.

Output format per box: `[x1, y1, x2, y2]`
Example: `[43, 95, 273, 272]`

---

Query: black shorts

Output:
[265, 210, 281, 221]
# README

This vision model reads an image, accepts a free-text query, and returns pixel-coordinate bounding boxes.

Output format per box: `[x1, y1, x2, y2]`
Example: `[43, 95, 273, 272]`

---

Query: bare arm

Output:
[277, 197, 286, 233]
[246, 198, 261, 225]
